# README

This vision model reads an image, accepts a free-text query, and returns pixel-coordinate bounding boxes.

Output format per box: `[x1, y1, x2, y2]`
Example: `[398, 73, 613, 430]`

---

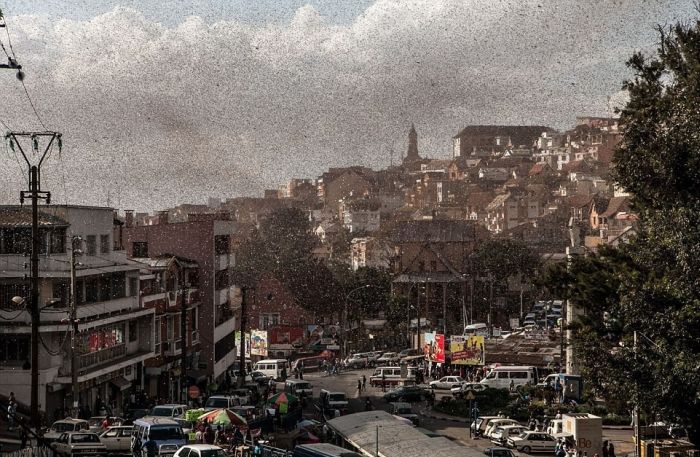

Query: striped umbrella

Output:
[197, 408, 247, 426]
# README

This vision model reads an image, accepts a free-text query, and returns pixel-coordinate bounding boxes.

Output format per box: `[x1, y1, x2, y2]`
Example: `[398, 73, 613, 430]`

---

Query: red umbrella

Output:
[197, 408, 247, 426]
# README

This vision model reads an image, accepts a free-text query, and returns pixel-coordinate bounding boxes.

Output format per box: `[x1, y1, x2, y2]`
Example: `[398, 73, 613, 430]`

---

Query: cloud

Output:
[0, 0, 695, 211]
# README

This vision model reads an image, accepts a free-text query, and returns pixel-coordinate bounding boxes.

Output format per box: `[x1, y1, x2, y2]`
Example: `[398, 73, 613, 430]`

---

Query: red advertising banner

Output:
[434, 333, 446, 363]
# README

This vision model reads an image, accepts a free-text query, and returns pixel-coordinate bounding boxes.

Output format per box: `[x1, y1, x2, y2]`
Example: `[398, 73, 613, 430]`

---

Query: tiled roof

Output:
[453, 125, 553, 146]
[566, 194, 595, 209]
[601, 196, 631, 218]
[390, 219, 479, 243]
[0, 207, 69, 228]
[529, 163, 552, 176]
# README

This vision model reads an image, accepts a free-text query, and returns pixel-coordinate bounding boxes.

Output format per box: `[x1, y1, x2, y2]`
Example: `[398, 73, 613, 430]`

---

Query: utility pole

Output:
[179, 263, 188, 404]
[70, 236, 81, 418]
[239, 287, 247, 387]
[488, 271, 494, 338]
[8, 131, 61, 431]
[634, 331, 641, 457]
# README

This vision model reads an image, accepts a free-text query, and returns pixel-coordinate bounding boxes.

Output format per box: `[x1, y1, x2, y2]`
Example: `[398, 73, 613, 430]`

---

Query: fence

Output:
[2, 445, 53, 457]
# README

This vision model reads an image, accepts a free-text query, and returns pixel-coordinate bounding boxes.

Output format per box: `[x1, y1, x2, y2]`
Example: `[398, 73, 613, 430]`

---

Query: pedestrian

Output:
[195, 425, 204, 444]
[299, 368, 304, 380]
[602, 441, 609, 457]
[362, 375, 366, 390]
[381, 373, 386, 392]
[132, 433, 142, 457]
[509, 379, 515, 392]
[7, 401, 15, 430]
[20, 425, 28, 448]
[357, 379, 362, 395]
[608, 442, 616, 457]
[143, 435, 158, 457]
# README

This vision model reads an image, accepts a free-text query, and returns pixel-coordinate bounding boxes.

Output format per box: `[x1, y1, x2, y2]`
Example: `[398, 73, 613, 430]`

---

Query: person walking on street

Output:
[381, 373, 386, 392]
[362, 375, 366, 390]
[143, 436, 158, 457]
[608, 442, 616, 457]
[357, 379, 362, 396]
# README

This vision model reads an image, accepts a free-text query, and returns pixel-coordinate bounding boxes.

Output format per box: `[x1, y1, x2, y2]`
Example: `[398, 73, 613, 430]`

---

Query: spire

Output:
[404, 123, 420, 164]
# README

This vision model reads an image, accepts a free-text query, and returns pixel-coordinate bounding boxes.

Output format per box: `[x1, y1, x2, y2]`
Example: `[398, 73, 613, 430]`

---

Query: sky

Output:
[0, 0, 696, 212]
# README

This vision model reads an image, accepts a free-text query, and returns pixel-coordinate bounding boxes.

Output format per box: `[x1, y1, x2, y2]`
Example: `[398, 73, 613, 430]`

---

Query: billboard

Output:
[450, 335, 485, 365]
[234, 331, 251, 358]
[251, 330, 268, 357]
[422, 332, 445, 363]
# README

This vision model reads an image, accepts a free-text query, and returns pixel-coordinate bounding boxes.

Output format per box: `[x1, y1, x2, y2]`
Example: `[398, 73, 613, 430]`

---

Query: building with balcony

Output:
[131, 256, 203, 401]
[122, 210, 239, 382]
[0, 205, 154, 419]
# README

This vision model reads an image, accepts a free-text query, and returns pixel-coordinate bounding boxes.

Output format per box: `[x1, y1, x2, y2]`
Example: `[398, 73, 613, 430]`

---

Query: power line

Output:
[20, 79, 48, 130]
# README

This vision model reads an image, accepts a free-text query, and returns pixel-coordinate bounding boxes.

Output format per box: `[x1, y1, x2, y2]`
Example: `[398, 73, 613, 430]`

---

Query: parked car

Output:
[484, 418, 521, 439]
[471, 416, 500, 438]
[366, 351, 384, 367]
[346, 354, 369, 369]
[490, 425, 529, 445]
[250, 371, 270, 385]
[523, 313, 537, 327]
[52, 432, 107, 457]
[507, 431, 558, 454]
[451, 382, 488, 398]
[376, 352, 400, 365]
[429, 376, 464, 390]
[383, 385, 432, 403]
[174, 445, 228, 457]
[484, 448, 516, 457]
[88, 416, 124, 434]
[398, 348, 419, 359]
[99, 425, 133, 454]
[390, 402, 419, 426]
[151, 404, 188, 418]
[45, 419, 90, 443]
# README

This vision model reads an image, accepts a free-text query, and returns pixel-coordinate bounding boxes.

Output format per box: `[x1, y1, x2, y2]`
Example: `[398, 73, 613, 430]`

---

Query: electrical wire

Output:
[1, 10, 49, 131]
[4, 134, 28, 187]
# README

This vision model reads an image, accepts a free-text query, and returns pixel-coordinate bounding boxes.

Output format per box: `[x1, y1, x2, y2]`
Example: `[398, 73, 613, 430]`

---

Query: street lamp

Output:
[343, 285, 371, 358]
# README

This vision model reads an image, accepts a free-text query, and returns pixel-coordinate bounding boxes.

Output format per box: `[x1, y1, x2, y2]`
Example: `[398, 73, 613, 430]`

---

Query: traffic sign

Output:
[465, 390, 476, 401]
[188, 385, 200, 399]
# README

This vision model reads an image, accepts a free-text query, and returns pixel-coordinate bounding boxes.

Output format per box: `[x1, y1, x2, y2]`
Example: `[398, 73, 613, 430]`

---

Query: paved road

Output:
[297, 368, 634, 455]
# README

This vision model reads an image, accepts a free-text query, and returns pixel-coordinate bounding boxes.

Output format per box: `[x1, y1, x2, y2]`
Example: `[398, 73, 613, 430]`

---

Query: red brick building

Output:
[122, 211, 239, 383]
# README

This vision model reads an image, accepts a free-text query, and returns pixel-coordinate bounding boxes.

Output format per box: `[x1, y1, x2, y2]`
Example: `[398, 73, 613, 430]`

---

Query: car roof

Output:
[55, 418, 88, 424]
[391, 402, 411, 408]
[154, 404, 187, 407]
[182, 445, 224, 450]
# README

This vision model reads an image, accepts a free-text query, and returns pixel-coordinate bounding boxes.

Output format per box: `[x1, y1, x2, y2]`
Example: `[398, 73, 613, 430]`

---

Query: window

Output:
[128, 277, 138, 297]
[0, 334, 30, 366]
[0, 283, 29, 310]
[129, 320, 137, 342]
[215, 269, 230, 290]
[85, 277, 99, 303]
[260, 313, 280, 329]
[100, 234, 110, 254]
[214, 235, 230, 255]
[86, 235, 97, 255]
[510, 371, 528, 379]
[167, 316, 174, 341]
[132, 241, 148, 258]
[154, 317, 161, 353]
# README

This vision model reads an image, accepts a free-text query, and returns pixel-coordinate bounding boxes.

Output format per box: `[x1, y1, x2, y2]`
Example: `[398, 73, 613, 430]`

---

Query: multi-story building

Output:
[341, 199, 381, 233]
[131, 256, 202, 401]
[0, 205, 154, 418]
[122, 211, 239, 383]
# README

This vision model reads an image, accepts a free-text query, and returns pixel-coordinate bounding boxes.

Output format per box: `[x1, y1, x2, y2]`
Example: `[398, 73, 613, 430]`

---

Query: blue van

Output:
[132, 417, 186, 457]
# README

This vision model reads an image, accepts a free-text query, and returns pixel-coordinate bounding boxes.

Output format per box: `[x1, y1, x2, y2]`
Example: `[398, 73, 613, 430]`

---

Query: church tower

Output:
[404, 124, 421, 164]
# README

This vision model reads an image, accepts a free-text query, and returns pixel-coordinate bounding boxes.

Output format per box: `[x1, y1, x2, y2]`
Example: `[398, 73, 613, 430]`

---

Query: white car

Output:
[174, 445, 228, 457]
[490, 425, 529, 445]
[451, 382, 488, 398]
[484, 419, 521, 439]
[507, 431, 557, 454]
[429, 376, 464, 390]
[376, 352, 400, 365]
[99, 425, 133, 454]
[346, 355, 369, 369]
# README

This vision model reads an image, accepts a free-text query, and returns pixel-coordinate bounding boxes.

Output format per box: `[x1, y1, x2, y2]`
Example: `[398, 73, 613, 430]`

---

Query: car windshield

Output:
[295, 382, 310, 389]
[148, 426, 183, 440]
[206, 398, 229, 408]
[397, 407, 412, 414]
[329, 394, 346, 402]
[519, 431, 529, 438]
[72, 434, 100, 443]
[88, 418, 104, 426]
[53, 423, 79, 432]
[151, 407, 174, 416]
[200, 450, 228, 457]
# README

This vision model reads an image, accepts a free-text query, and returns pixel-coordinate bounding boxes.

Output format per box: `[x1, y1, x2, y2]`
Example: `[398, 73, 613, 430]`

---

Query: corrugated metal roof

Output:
[0, 207, 69, 228]
[327, 411, 481, 457]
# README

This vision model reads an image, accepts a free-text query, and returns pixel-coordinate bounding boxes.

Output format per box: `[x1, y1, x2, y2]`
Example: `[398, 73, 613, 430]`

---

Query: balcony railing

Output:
[79, 344, 126, 370]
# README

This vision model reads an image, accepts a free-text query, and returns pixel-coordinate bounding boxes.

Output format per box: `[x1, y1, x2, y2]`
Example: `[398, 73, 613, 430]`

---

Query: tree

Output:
[540, 21, 700, 441]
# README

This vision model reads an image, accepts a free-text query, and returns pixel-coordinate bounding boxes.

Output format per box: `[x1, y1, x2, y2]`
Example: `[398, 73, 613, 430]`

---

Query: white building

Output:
[0, 205, 154, 418]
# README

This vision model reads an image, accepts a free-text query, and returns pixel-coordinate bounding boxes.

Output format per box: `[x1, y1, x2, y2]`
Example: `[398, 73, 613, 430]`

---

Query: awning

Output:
[110, 377, 132, 391]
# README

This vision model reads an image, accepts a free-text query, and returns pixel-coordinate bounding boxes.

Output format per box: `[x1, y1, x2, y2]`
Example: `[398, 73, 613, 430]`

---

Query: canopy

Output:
[197, 408, 247, 427]
[267, 392, 298, 406]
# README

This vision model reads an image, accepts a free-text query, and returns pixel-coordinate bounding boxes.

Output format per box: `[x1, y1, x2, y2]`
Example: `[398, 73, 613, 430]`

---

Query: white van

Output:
[253, 359, 289, 381]
[204, 395, 242, 411]
[285, 379, 313, 396]
[464, 323, 489, 337]
[480, 366, 536, 389]
[131, 417, 186, 456]
[369, 366, 417, 387]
